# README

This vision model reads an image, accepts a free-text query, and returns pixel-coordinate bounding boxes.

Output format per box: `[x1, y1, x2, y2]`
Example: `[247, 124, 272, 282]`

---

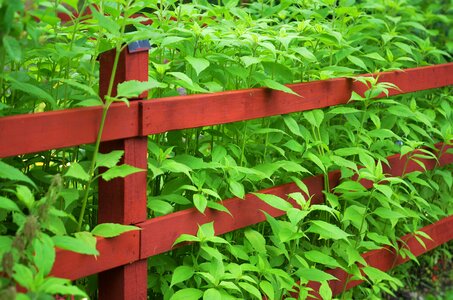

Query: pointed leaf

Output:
[91, 223, 140, 238]
[101, 164, 144, 181]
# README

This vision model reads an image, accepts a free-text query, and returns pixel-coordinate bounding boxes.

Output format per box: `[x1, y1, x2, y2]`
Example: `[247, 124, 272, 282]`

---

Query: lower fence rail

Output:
[48, 142, 453, 298]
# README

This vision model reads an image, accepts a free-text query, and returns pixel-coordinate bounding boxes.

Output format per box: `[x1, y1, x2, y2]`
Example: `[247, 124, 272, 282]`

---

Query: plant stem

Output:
[77, 4, 127, 231]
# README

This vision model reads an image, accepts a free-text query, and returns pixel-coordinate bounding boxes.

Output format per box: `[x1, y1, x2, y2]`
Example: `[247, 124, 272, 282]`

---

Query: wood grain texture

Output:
[47, 143, 452, 283]
[138, 142, 453, 258]
[0, 101, 140, 158]
[98, 137, 148, 225]
[141, 63, 453, 135]
[99, 48, 149, 100]
[97, 47, 150, 300]
[51, 231, 139, 280]
[1, 64, 451, 158]
[98, 259, 148, 300]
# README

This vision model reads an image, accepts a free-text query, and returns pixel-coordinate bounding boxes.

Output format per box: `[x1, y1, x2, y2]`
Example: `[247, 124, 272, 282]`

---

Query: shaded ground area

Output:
[386, 242, 453, 300]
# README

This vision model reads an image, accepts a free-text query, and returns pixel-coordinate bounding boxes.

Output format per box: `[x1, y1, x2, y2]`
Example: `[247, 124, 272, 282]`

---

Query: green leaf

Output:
[13, 264, 34, 290]
[198, 222, 215, 239]
[161, 36, 186, 48]
[282, 115, 302, 137]
[161, 160, 192, 178]
[171, 265, 194, 287]
[367, 232, 391, 246]
[173, 234, 200, 246]
[0, 236, 12, 256]
[3, 35, 21, 62]
[101, 164, 144, 181]
[117, 80, 166, 98]
[148, 199, 174, 215]
[362, 266, 399, 284]
[307, 220, 351, 241]
[193, 193, 207, 213]
[260, 281, 275, 300]
[58, 78, 98, 97]
[394, 42, 413, 55]
[203, 288, 221, 300]
[373, 207, 406, 220]
[334, 180, 367, 192]
[238, 282, 262, 299]
[240, 56, 261, 68]
[261, 79, 300, 96]
[303, 109, 324, 128]
[96, 150, 124, 169]
[244, 229, 267, 254]
[168, 72, 194, 87]
[41, 283, 88, 297]
[170, 288, 203, 300]
[52, 236, 99, 255]
[206, 201, 232, 216]
[91, 223, 140, 238]
[186, 56, 210, 76]
[74, 231, 97, 251]
[33, 234, 55, 276]
[92, 8, 120, 35]
[347, 55, 368, 71]
[9, 78, 56, 109]
[64, 163, 90, 182]
[0, 161, 36, 188]
[363, 52, 386, 62]
[254, 193, 293, 212]
[293, 47, 317, 61]
[328, 107, 361, 115]
[343, 205, 366, 230]
[306, 152, 326, 173]
[296, 268, 338, 282]
[319, 281, 333, 300]
[16, 185, 34, 210]
[304, 250, 341, 268]
[228, 179, 245, 199]
[0, 196, 20, 212]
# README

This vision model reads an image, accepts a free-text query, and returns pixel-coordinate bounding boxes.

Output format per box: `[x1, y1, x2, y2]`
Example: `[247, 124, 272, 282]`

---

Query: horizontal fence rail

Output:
[50, 143, 453, 281]
[308, 214, 453, 297]
[1, 57, 452, 299]
[0, 63, 452, 158]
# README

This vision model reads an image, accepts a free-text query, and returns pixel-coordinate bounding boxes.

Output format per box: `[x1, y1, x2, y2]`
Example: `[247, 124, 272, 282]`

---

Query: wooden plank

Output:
[1, 64, 451, 158]
[98, 137, 148, 225]
[141, 63, 453, 135]
[138, 142, 453, 258]
[98, 259, 148, 300]
[47, 143, 452, 281]
[51, 231, 139, 280]
[0, 101, 139, 158]
[97, 46, 150, 300]
[306, 215, 453, 298]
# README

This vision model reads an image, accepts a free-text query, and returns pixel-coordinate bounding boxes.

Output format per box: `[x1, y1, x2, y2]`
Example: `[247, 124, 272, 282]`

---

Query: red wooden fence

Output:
[1, 40, 452, 299]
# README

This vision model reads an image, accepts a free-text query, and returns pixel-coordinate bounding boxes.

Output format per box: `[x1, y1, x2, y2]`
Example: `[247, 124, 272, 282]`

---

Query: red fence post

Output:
[97, 41, 150, 300]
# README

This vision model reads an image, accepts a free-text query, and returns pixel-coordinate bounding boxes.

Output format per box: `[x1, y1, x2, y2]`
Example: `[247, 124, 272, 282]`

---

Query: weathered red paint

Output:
[98, 259, 148, 300]
[141, 63, 453, 134]
[51, 231, 139, 280]
[98, 138, 148, 225]
[1, 64, 451, 158]
[99, 47, 149, 100]
[0, 102, 140, 158]
[97, 46, 149, 300]
[0, 57, 451, 299]
[305, 215, 453, 298]
[138, 142, 452, 258]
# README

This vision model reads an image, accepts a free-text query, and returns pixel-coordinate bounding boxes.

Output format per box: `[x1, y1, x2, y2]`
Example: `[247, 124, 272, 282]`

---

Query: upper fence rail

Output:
[1, 63, 452, 158]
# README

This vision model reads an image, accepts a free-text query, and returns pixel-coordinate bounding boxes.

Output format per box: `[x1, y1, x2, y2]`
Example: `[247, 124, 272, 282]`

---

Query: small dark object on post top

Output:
[127, 40, 151, 53]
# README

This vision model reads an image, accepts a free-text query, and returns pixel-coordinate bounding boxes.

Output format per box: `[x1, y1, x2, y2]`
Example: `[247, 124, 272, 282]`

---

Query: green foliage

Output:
[0, 0, 452, 299]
